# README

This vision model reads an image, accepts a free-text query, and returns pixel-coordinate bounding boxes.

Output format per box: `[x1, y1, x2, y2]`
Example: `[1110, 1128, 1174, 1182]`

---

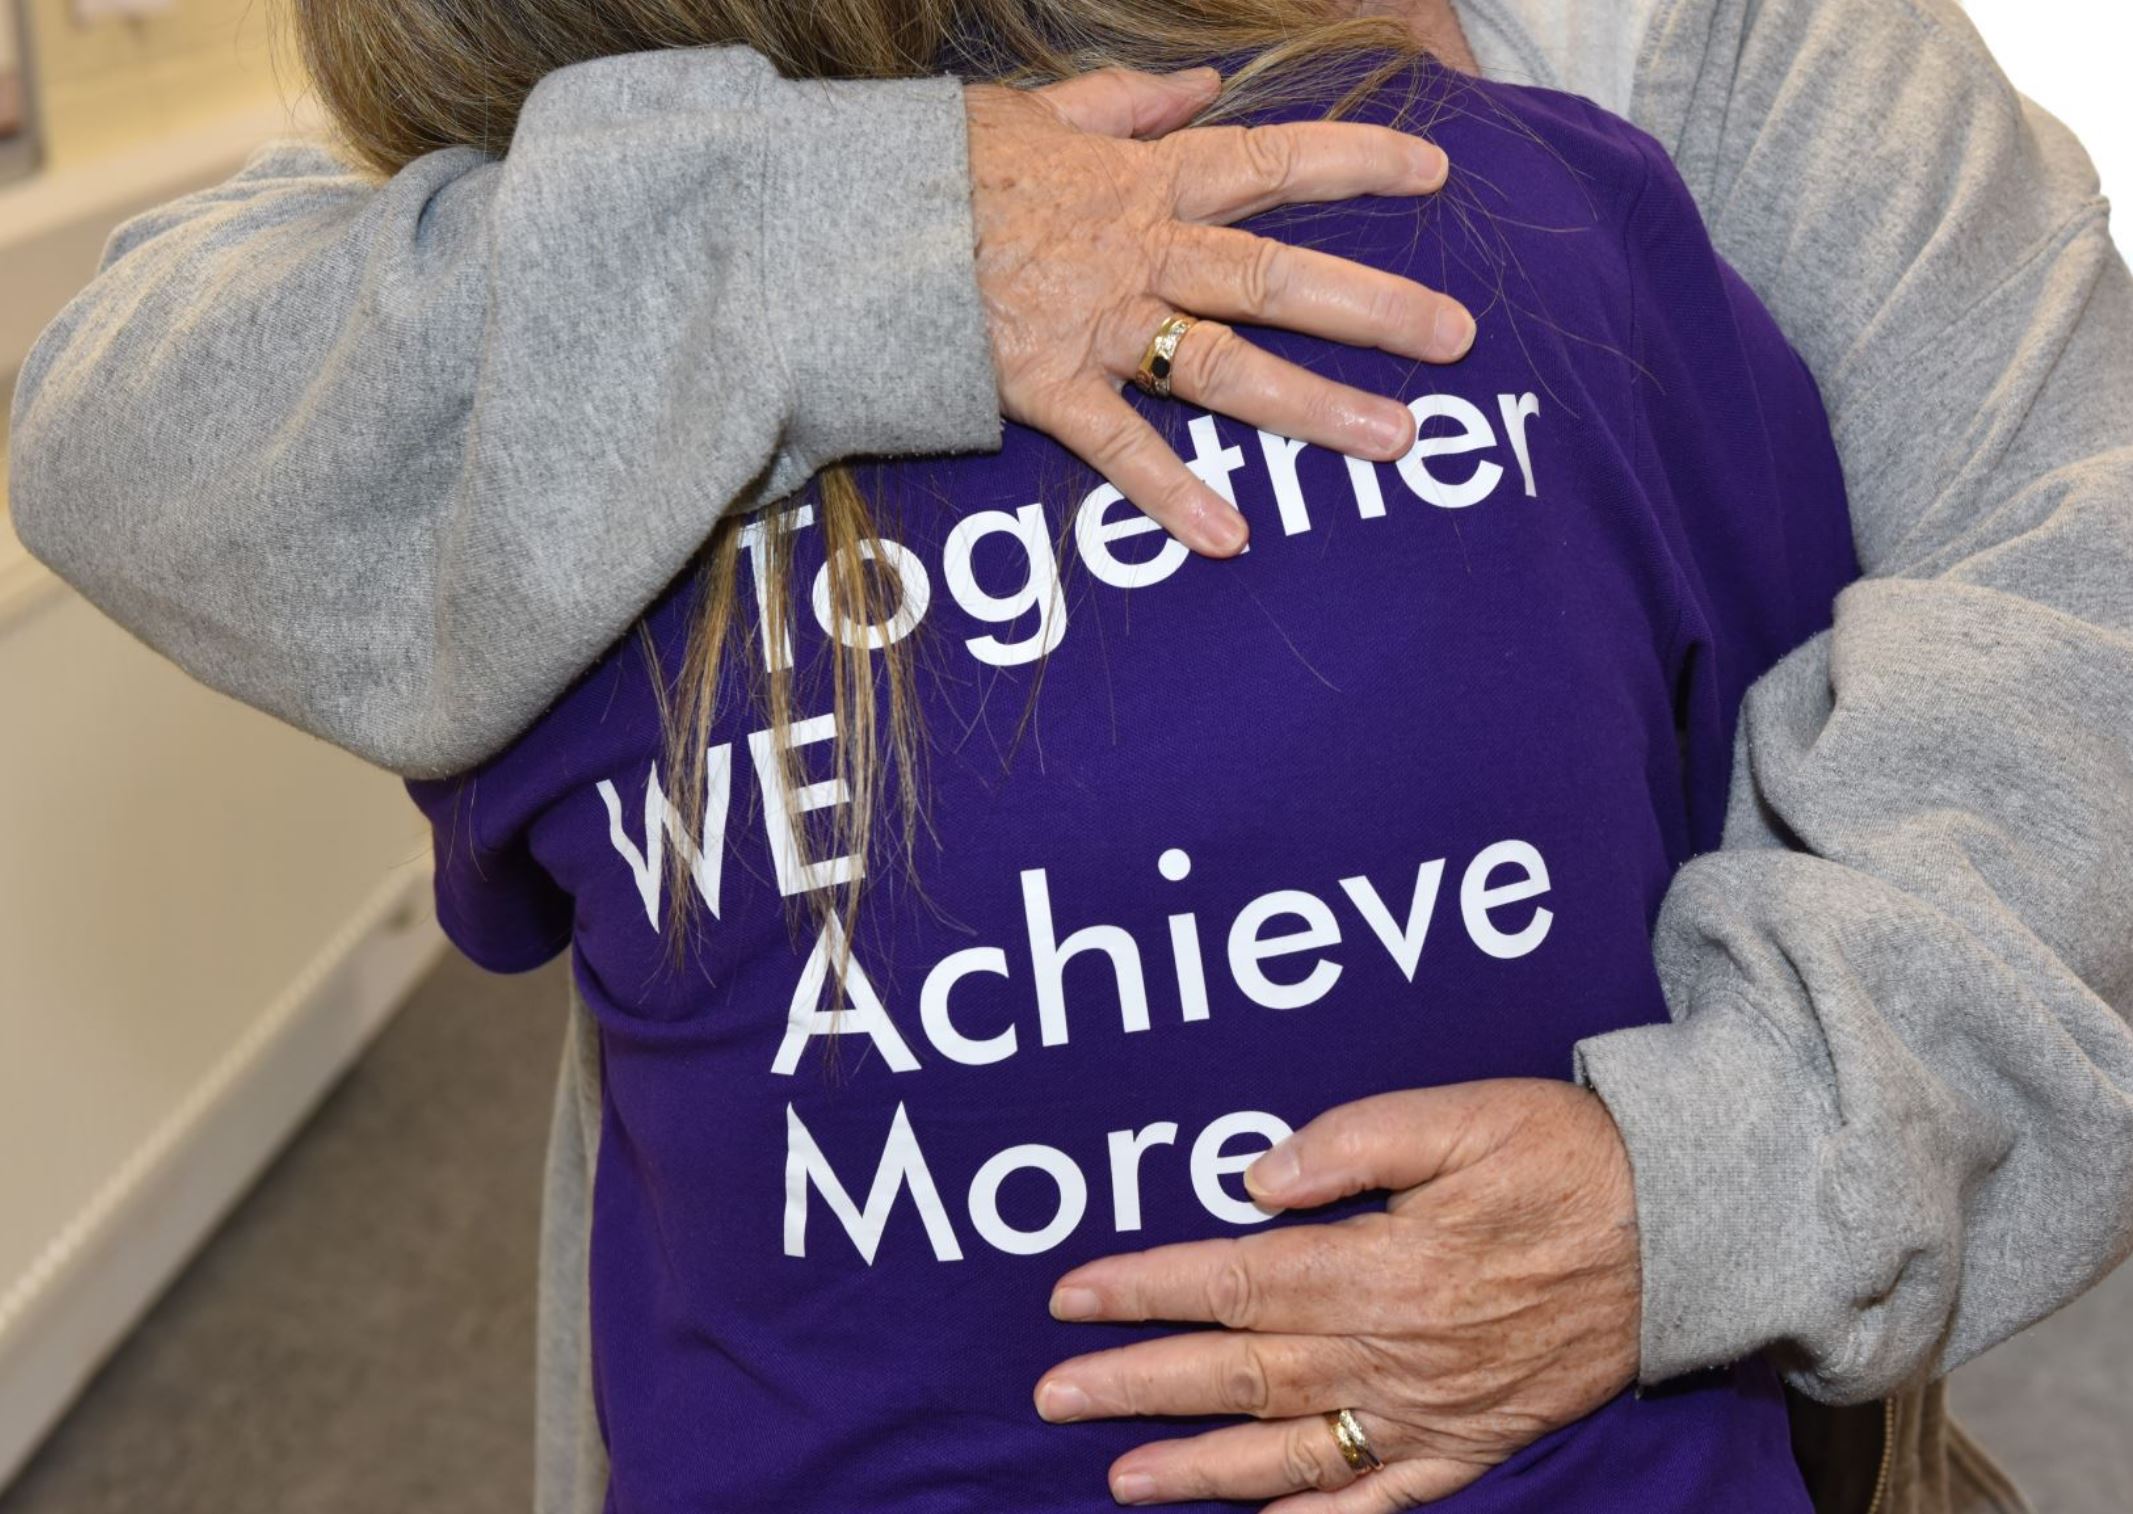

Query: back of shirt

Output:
[411, 61, 1855, 1514]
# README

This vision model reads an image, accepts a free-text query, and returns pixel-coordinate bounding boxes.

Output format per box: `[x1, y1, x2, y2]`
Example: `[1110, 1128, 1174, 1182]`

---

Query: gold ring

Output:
[1325, 1408, 1384, 1474]
[1131, 313, 1199, 399]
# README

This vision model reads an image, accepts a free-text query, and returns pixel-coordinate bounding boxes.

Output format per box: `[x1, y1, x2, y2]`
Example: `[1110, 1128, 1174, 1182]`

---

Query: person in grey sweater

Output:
[8, 0, 2130, 1510]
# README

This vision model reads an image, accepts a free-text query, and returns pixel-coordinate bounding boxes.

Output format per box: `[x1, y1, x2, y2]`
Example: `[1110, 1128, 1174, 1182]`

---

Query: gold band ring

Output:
[1131, 313, 1200, 400]
[1325, 1408, 1385, 1474]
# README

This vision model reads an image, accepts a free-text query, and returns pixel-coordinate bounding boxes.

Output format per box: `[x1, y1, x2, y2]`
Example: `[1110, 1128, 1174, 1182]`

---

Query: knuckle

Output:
[1240, 124, 1298, 192]
[1205, 1250, 1257, 1327]
[1295, 378, 1350, 438]
[1239, 238, 1284, 316]
[1183, 321, 1244, 399]
[1283, 1424, 1344, 1491]
[1223, 1339, 1275, 1414]
[1370, 279, 1425, 337]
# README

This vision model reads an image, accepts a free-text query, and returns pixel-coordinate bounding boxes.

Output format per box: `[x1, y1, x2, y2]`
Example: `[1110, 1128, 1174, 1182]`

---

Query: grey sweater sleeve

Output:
[5, 47, 1000, 778]
[1574, 0, 2133, 1402]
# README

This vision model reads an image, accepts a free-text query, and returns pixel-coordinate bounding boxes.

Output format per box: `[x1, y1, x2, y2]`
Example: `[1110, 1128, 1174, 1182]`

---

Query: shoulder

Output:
[1294, 59, 1690, 224]
[1432, 70, 1681, 216]
[1453, 0, 1664, 111]
[1324, 64, 1716, 304]
[1454, 73, 1738, 295]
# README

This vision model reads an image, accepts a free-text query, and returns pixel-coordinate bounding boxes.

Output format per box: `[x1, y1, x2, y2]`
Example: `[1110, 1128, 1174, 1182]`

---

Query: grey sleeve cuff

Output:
[1574, 996, 1841, 1387]
[758, 74, 1003, 492]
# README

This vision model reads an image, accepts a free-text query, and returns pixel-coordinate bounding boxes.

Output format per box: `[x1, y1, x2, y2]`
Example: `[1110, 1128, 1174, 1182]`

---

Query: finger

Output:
[1245, 1087, 1494, 1211]
[1157, 225, 1476, 364]
[1042, 381, 1249, 556]
[1154, 315, 1419, 459]
[1260, 1456, 1487, 1514]
[1037, 66, 1223, 139]
[1049, 1223, 1386, 1332]
[1035, 1330, 1348, 1423]
[1167, 121, 1449, 224]
[1103, 1414, 1372, 1503]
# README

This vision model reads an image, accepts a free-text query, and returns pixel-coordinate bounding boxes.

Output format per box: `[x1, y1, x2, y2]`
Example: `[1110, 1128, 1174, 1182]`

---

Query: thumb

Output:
[1037, 66, 1222, 139]
[1244, 1085, 1494, 1210]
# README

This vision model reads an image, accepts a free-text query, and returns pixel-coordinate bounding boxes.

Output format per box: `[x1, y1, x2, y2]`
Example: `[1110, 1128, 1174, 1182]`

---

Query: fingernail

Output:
[1050, 1286, 1101, 1320]
[1113, 1472, 1159, 1504]
[1413, 142, 1450, 190]
[1246, 1140, 1300, 1197]
[1433, 303, 1477, 360]
[1365, 405, 1414, 458]
[1204, 507, 1249, 556]
[1038, 1379, 1092, 1422]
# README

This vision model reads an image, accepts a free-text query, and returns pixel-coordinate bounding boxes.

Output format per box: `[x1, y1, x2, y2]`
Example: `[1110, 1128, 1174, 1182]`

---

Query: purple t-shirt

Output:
[411, 63, 1856, 1514]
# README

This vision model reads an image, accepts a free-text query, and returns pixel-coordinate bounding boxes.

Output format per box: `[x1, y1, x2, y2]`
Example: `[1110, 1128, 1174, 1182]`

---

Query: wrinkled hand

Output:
[967, 68, 1473, 557]
[1034, 1080, 1642, 1511]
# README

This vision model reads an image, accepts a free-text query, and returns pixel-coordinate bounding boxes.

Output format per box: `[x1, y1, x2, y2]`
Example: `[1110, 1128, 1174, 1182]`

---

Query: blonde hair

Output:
[293, 0, 1432, 985]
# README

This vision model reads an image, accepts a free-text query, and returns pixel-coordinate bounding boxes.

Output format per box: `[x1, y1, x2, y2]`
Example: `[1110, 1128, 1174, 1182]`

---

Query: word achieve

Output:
[766, 842, 1554, 1076]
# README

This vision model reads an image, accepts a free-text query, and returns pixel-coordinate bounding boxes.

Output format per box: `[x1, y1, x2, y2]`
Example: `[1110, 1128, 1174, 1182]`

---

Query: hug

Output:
[9, 0, 2130, 1511]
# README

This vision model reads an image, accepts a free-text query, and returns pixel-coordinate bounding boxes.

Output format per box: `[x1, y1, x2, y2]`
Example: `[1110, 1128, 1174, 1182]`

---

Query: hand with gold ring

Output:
[1031, 1080, 1641, 1510]
[1131, 314, 1200, 399]
[1325, 1408, 1385, 1476]
[966, 69, 1475, 560]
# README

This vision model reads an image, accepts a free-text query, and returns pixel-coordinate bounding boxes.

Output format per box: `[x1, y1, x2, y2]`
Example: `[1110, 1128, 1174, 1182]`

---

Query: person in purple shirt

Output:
[409, 21, 1857, 1514]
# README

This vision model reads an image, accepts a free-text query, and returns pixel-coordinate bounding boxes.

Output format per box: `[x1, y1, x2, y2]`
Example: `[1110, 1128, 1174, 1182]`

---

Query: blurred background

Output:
[0, 2, 2126, 1511]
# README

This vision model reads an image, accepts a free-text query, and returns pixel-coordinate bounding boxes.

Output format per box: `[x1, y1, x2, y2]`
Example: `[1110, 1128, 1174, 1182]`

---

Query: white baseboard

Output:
[0, 860, 447, 1491]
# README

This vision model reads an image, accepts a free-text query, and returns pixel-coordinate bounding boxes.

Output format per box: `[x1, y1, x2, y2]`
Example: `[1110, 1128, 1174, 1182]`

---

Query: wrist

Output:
[760, 74, 1001, 469]
[1575, 1003, 1837, 1385]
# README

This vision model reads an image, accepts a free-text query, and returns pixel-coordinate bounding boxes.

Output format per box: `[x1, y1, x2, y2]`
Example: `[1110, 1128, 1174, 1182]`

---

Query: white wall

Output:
[0, 569, 441, 1488]
[0, 592, 420, 1279]
[0, 10, 441, 1487]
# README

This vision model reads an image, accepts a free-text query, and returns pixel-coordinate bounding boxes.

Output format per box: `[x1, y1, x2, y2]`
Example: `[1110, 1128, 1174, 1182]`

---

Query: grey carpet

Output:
[0, 952, 567, 1514]
[1949, 1262, 2133, 1514]
[1, 949, 2126, 1513]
